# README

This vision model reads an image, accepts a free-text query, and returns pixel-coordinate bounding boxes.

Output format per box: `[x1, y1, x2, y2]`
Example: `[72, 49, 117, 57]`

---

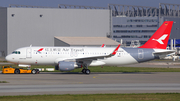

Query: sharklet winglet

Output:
[101, 44, 105, 47]
[111, 44, 120, 55]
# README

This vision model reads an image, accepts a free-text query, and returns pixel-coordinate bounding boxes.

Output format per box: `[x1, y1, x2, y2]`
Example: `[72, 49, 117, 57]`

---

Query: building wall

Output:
[0, 7, 7, 57]
[112, 17, 158, 45]
[7, 8, 110, 55]
[160, 17, 180, 39]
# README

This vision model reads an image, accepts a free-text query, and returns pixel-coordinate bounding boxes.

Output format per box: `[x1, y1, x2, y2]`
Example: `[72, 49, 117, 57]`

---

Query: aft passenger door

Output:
[138, 49, 144, 59]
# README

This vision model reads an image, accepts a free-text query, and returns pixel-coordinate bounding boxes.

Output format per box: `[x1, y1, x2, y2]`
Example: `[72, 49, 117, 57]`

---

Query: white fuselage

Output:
[6, 46, 147, 66]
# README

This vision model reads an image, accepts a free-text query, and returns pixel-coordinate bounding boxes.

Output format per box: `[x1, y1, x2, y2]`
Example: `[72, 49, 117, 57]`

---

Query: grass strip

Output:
[0, 81, 8, 83]
[71, 66, 180, 72]
[1, 65, 180, 72]
[0, 93, 180, 101]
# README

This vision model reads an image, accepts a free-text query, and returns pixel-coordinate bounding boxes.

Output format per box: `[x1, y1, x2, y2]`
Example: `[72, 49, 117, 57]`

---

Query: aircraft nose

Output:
[5, 55, 12, 62]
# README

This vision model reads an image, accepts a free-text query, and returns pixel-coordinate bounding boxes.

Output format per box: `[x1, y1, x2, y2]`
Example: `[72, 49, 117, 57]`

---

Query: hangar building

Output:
[109, 3, 180, 46]
[0, 5, 114, 56]
[0, 3, 180, 57]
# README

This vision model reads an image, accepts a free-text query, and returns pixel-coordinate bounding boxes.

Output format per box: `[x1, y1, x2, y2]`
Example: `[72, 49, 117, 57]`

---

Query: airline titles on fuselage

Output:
[34, 48, 85, 57]
[43, 48, 84, 52]
[35, 48, 125, 54]
[33, 47, 128, 57]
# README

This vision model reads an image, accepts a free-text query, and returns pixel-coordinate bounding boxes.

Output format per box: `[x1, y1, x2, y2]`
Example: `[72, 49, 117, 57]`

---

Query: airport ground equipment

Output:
[2, 65, 39, 74]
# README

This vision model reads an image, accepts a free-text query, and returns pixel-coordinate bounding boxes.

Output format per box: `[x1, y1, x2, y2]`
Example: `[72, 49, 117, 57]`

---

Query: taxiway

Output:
[0, 72, 180, 96]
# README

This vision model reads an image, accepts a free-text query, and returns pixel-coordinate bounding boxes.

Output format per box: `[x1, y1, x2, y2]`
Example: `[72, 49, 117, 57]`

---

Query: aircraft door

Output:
[138, 49, 144, 59]
[26, 48, 32, 58]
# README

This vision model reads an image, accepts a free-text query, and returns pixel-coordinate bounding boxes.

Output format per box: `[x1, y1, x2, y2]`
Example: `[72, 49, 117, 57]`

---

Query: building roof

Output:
[54, 37, 119, 46]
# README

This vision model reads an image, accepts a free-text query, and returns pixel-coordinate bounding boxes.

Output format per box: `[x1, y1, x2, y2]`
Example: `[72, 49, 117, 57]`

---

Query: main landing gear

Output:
[81, 64, 90, 75]
[82, 69, 90, 74]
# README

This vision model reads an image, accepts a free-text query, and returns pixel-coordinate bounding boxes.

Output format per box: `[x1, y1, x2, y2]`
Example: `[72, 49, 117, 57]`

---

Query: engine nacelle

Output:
[55, 61, 81, 71]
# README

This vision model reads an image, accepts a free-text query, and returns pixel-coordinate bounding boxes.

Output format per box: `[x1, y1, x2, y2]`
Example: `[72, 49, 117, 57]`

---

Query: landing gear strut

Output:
[81, 64, 90, 74]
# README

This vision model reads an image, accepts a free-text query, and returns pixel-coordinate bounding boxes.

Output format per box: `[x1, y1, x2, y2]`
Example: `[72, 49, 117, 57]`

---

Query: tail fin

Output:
[139, 21, 173, 49]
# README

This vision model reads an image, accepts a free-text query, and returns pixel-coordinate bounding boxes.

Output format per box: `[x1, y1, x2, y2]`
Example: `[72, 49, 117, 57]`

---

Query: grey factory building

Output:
[0, 4, 112, 57]
[109, 3, 180, 46]
[0, 3, 180, 57]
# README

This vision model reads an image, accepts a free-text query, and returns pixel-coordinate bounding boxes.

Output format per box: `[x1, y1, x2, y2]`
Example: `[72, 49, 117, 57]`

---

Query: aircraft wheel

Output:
[31, 69, 37, 74]
[82, 69, 86, 74]
[36, 69, 40, 74]
[14, 69, 20, 74]
[85, 69, 90, 75]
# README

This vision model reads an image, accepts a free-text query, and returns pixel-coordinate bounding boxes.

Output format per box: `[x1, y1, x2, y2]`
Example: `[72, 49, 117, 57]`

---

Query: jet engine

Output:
[55, 61, 82, 71]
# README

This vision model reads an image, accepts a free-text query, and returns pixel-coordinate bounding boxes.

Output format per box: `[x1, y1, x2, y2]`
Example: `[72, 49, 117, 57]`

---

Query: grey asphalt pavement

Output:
[0, 72, 180, 96]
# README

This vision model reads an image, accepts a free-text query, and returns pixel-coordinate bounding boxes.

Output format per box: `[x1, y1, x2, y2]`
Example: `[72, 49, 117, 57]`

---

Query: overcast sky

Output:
[0, 0, 179, 8]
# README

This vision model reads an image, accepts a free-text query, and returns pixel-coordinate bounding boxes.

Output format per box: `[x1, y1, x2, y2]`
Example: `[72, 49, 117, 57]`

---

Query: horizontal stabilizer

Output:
[153, 50, 175, 56]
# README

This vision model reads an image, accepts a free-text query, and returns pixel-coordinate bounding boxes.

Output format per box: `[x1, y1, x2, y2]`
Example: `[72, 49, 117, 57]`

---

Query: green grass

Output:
[0, 93, 180, 101]
[72, 66, 180, 72]
[0, 81, 8, 83]
[1, 65, 180, 72]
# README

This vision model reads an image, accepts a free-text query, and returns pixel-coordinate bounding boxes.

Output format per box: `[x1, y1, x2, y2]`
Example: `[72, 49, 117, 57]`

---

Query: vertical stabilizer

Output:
[139, 21, 173, 49]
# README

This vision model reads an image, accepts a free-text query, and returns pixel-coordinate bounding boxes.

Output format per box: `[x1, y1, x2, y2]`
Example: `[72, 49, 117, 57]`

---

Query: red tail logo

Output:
[139, 21, 173, 49]
[152, 34, 168, 44]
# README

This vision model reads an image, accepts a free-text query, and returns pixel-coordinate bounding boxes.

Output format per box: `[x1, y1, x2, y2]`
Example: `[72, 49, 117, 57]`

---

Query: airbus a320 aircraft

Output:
[6, 21, 174, 74]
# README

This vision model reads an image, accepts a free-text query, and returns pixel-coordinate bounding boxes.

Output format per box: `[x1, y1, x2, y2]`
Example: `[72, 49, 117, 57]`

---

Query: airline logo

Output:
[152, 34, 168, 44]
[37, 48, 44, 53]
[38, 48, 44, 51]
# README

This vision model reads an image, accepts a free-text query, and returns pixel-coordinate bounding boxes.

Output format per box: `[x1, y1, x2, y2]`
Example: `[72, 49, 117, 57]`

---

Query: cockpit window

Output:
[12, 51, 21, 54]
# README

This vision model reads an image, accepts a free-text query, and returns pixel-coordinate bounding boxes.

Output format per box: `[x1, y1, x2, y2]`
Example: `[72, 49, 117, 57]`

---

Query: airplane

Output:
[5, 21, 174, 74]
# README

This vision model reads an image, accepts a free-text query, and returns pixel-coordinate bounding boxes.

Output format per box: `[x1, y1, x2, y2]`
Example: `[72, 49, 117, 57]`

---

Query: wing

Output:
[54, 44, 120, 64]
[153, 50, 175, 59]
